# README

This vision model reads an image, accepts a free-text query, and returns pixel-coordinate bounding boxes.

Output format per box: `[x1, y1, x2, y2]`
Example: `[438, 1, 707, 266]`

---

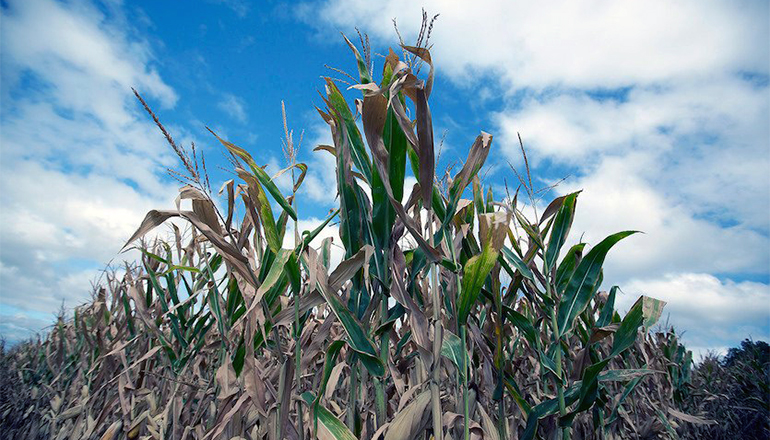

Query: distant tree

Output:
[684, 338, 770, 440]
[722, 339, 769, 367]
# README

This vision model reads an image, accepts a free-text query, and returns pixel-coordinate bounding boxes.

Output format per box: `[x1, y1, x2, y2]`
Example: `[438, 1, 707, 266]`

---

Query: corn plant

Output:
[0, 19, 724, 440]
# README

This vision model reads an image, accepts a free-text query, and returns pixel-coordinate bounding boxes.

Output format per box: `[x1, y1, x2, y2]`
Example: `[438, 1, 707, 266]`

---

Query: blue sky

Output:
[1, 0, 768, 357]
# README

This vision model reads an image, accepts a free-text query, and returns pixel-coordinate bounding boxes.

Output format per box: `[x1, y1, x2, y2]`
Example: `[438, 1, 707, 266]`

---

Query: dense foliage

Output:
[0, 25, 758, 440]
[677, 339, 770, 439]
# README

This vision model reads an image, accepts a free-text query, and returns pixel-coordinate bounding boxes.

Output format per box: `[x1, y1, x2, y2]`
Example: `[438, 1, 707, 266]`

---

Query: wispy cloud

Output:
[218, 93, 249, 124]
[206, 0, 250, 18]
[0, 0, 179, 341]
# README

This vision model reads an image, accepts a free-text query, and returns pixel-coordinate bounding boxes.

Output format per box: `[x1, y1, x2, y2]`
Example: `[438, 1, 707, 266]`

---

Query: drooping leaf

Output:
[444, 132, 494, 224]
[521, 385, 580, 440]
[611, 295, 666, 357]
[668, 408, 717, 426]
[504, 307, 538, 348]
[298, 209, 339, 251]
[302, 392, 358, 440]
[208, 128, 297, 220]
[124, 209, 252, 282]
[574, 295, 666, 412]
[358, 84, 442, 261]
[383, 390, 431, 440]
[414, 86, 434, 206]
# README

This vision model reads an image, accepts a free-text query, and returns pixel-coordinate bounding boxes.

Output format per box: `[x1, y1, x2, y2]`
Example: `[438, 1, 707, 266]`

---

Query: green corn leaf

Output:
[557, 231, 638, 338]
[458, 251, 497, 325]
[316, 276, 384, 377]
[513, 210, 544, 250]
[596, 286, 619, 328]
[544, 192, 578, 274]
[473, 177, 485, 216]
[440, 330, 464, 378]
[485, 186, 494, 213]
[458, 212, 510, 324]
[232, 335, 246, 376]
[302, 392, 358, 440]
[611, 295, 666, 357]
[325, 80, 372, 183]
[145, 261, 188, 349]
[554, 243, 586, 294]
[162, 265, 200, 275]
[237, 169, 282, 253]
[371, 106, 407, 252]
[504, 307, 538, 348]
[656, 408, 681, 440]
[312, 340, 346, 426]
[277, 210, 289, 244]
[298, 209, 339, 252]
[500, 247, 535, 281]
[256, 248, 292, 298]
[335, 156, 365, 261]
[539, 348, 562, 383]
[385, 107, 407, 206]
[342, 34, 372, 84]
[606, 375, 645, 425]
[121, 292, 135, 336]
[143, 250, 169, 265]
[574, 295, 666, 412]
[521, 384, 580, 440]
[503, 374, 532, 416]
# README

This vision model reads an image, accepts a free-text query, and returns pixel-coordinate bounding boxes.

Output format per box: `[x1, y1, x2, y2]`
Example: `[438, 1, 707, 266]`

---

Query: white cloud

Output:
[0, 0, 179, 338]
[617, 273, 770, 358]
[495, 75, 770, 229]
[1, 0, 176, 110]
[0, 310, 55, 345]
[218, 93, 249, 124]
[560, 153, 769, 281]
[302, 0, 767, 89]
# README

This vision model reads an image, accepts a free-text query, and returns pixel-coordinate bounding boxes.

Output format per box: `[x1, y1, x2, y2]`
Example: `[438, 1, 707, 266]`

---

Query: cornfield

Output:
[2, 23, 760, 440]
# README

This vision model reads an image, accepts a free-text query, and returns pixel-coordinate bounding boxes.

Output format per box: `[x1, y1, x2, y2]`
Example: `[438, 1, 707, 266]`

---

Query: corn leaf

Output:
[383, 390, 431, 440]
[302, 392, 358, 440]
[544, 192, 578, 274]
[557, 231, 638, 338]
[208, 128, 297, 221]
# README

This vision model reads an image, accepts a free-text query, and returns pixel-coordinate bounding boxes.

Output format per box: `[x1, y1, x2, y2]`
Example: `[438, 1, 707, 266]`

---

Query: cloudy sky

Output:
[0, 0, 768, 356]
